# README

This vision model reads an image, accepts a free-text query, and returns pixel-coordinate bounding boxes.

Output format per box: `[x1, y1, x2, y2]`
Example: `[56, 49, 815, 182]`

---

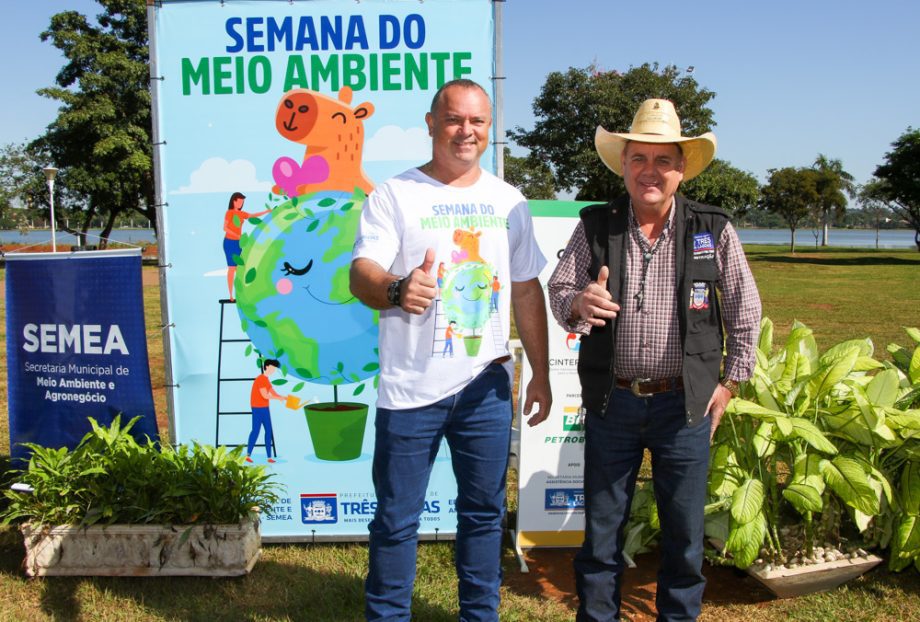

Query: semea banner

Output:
[149, 0, 497, 540]
[5, 249, 158, 464]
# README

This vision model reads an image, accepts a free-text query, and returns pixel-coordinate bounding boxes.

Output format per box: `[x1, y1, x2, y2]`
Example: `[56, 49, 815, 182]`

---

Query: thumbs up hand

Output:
[573, 265, 620, 327]
[401, 248, 438, 315]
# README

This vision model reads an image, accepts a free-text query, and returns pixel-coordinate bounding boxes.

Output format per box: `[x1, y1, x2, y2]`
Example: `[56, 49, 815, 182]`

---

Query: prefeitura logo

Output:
[300, 493, 338, 524]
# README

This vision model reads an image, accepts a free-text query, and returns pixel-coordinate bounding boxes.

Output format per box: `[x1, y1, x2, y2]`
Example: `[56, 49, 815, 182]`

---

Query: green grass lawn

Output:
[0, 246, 918, 621]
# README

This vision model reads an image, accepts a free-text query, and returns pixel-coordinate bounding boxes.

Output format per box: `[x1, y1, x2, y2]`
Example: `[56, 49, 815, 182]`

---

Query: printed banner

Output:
[5, 250, 158, 463]
[517, 202, 592, 548]
[150, 0, 496, 539]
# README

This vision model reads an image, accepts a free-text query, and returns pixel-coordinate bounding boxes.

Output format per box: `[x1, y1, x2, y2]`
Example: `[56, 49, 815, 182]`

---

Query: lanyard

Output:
[629, 213, 670, 312]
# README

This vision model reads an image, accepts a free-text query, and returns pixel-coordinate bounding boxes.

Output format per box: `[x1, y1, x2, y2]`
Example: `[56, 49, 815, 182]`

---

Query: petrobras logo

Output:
[301, 493, 338, 524]
[545, 488, 585, 510]
[562, 406, 584, 431]
[565, 332, 581, 352]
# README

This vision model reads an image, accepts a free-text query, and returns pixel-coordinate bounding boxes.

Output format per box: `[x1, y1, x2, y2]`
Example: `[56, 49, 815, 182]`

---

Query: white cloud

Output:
[171, 158, 273, 194]
[363, 125, 430, 162]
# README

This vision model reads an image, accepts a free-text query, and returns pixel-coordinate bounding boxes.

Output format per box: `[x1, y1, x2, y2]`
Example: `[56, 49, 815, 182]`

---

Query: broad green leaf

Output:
[822, 456, 880, 515]
[895, 515, 920, 558]
[709, 462, 745, 498]
[758, 318, 774, 357]
[648, 497, 660, 530]
[704, 509, 731, 546]
[866, 368, 901, 407]
[623, 522, 651, 562]
[885, 408, 920, 431]
[854, 456, 894, 505]
[777, 351, 803, 393]
[901, 461, 920, 515]
[888, 343, 912, 371]
[836, 385, 898, 444]
[910, 345, 920, 384]
[752, 421, 776, 458]
[787, 322, 819, 367]
[752, 372, 782, 412]
[906, 327, 920, 345]
[774, 415, 793, 436]
[824, 410, 875, 447]
[852, 507, 873, 533]
[821, 338, 873, 365]
[726, 399, 786, 421]
[888, 527, 914, 571]
[807, 347, 858, 401]
[731, 478, 765, 524]
[854, 356, 885, 372]
[791, 453, 826, 495]
[726, 512, 767, 569]
[787, 417, 837, 454]
[783, 483, 823, 514]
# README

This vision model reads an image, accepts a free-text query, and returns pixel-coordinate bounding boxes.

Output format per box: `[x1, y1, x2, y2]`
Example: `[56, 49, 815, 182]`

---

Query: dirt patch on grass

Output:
[504, 548, 774, 620]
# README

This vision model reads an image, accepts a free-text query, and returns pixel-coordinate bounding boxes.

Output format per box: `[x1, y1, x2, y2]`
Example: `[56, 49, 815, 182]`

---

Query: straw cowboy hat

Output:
[595, 99, 717, 181]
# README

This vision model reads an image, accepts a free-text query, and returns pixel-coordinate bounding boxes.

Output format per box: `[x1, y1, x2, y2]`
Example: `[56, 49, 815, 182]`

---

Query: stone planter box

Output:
[20, 515, 261, 577]
[747, 553, 883, 598]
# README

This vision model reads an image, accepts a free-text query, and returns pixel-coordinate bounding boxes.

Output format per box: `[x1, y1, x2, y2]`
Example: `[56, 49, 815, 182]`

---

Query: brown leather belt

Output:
[615, 377, 683, 398]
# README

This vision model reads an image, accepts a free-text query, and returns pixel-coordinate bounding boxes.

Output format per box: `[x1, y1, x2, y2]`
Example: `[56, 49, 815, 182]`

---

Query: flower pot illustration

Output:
[462, 334, 483, 356]
[304, 401, 369, 461]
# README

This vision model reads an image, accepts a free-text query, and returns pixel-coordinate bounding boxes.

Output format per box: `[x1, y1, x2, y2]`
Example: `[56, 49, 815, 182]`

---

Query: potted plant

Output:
[1, 416, 281, 577]
[706, 319, 920, 594]
[706, 319, 889, 596]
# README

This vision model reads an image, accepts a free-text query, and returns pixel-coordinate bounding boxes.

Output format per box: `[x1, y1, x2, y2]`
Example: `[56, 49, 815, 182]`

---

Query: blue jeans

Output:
[365, 363, 512, 622]
[575, 388, 711, 622]
[247, 406, 274, 458]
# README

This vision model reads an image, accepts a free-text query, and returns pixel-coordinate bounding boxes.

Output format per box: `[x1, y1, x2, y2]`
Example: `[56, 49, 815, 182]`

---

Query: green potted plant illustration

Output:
[233, 189, 379, 462]
[1, 416, 281, 577]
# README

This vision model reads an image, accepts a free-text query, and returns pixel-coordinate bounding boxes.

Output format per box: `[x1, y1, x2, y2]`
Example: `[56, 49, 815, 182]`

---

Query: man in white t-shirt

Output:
[350, 79, 552, 622]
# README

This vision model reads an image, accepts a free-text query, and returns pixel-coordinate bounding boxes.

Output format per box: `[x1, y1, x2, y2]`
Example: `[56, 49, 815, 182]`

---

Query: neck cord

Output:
[629, 209, 670, 312]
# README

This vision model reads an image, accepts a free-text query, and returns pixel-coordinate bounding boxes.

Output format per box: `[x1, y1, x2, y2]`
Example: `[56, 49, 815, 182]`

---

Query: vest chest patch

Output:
[692, 232, 715, 260]
[689, 281, 710, 310]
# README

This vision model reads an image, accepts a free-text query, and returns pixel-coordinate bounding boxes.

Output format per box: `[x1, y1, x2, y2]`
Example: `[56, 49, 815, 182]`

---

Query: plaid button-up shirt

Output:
[547, 201, 761, 382]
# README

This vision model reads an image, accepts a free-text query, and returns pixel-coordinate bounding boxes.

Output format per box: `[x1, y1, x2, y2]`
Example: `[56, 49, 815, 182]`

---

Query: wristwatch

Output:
[386, 278, 404, 307]
[720, 378, 740, 397]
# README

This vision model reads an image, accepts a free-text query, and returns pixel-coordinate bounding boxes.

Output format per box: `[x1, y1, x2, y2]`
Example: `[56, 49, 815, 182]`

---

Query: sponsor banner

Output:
[5, 250, 158, 463]
[517, 203, 592, 548]
[150, 0, 495, 539]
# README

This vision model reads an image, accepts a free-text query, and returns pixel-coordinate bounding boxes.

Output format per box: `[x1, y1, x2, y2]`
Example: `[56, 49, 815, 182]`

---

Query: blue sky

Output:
[2, 0, 918, 190]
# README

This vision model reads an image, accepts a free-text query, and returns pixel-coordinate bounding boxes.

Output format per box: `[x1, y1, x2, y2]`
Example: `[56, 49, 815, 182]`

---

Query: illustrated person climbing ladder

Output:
[223, 192, 271, 302]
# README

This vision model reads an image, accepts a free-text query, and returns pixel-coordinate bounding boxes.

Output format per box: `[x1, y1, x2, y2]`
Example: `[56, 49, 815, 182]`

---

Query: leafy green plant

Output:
[706, 319, 920, 572]
[0, 416, 281, 527]
[887, 327, 920, 409]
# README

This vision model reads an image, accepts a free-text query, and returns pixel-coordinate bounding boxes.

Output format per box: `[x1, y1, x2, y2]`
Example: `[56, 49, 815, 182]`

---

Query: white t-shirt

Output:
[352, 167, 546, 409]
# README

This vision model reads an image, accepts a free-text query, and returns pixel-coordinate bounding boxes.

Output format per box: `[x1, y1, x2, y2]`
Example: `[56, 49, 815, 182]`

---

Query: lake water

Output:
[736, 228, 916, 249]
[0, 228, 157, 248]
[1, 227, 916, 250]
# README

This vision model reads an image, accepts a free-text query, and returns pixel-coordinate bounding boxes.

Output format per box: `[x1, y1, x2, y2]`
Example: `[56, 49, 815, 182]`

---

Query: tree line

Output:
[1, 2, 918, 252]
[506, 64, 920, 252]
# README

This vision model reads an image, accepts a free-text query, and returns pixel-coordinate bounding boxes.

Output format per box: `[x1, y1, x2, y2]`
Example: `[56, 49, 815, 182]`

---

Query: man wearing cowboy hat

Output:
[547, 99, 761, 621]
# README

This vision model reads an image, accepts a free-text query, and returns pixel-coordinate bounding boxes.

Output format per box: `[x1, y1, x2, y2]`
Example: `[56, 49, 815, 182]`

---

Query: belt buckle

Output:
[630, 378, 652, 398]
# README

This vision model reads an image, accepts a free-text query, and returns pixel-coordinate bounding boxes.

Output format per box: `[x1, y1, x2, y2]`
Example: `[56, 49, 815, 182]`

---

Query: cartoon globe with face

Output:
[234, 190, 378, 385]
[441, 261, 494, 357]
